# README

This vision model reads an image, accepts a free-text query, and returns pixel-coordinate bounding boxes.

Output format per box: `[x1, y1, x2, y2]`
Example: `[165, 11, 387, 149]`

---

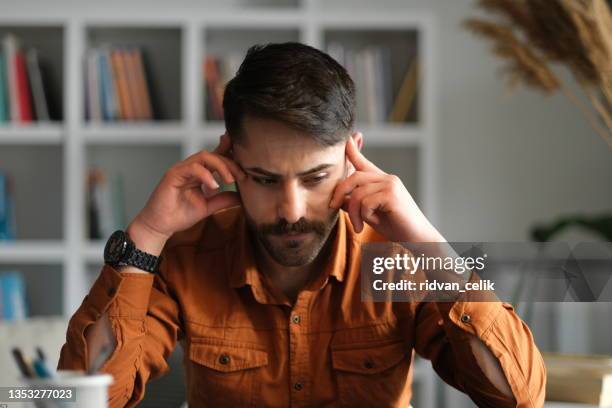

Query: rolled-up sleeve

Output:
[58, 252, 182, 408]
[414, 292, 546, 407]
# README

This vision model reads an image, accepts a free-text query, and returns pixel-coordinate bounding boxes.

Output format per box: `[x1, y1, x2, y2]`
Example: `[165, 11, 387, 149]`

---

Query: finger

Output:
[329, 171, 385, 209]
[216, 154, 246, 182]
[196, 153, 240, 184]
[346, 183, 386, 233]
[180, 162, 219, 190]
[186, 150, 246, 183]
[345, 136, 383, 173]
[360, 192, 387, 225]
[206, 191, 242, 215]
[213, 133, 231, 155]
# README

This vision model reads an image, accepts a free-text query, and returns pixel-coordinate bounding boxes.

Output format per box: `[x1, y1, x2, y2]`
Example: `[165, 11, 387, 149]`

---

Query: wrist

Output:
[126, 217, 169, 257]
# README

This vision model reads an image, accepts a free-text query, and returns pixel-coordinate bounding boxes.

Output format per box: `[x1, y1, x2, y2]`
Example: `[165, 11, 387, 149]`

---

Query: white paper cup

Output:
[21, 370, 113, 408]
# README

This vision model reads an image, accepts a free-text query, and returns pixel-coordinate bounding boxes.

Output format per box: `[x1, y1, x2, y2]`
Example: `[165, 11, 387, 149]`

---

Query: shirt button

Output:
[363, 359, 375, 369]
[107, 287, 117, 297]
[460, 313, 471, 323]
[291, 314, 301, 324]
[218, 354, 231, 365]
[293, 382, 303, 391]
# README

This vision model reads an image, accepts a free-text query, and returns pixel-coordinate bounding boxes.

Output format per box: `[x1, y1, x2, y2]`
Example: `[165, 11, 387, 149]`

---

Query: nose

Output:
[277, 180, 306, 224]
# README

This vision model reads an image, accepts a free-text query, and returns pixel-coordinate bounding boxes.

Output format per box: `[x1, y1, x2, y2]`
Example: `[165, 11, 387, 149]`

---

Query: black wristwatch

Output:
[104, 230, 161, 273]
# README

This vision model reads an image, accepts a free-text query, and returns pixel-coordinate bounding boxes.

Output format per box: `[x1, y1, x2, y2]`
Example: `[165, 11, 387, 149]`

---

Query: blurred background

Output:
[0, 0, 611, 407]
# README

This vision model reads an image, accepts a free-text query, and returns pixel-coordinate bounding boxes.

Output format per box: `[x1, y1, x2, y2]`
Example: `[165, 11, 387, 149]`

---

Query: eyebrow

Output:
[244, 163, 334, 178]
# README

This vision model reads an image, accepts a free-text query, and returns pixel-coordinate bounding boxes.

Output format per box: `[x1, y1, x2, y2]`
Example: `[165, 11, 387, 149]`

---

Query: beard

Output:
[244, 210, 340, 267]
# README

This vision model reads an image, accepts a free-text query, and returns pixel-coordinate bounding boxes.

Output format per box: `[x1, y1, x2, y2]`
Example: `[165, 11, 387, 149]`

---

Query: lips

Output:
[276, 232, 311, 241]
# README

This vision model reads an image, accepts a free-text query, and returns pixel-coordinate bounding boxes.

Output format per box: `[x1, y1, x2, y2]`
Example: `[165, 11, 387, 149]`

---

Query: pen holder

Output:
[21, 370, 113, 408]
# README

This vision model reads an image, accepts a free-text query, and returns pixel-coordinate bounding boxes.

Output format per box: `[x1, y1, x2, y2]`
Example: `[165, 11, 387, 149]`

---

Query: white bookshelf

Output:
[0, 2, 438, 406]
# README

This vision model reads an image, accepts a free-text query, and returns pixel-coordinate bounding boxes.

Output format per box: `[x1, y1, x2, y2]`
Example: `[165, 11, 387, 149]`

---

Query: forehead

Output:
[232, 116, 345, 172]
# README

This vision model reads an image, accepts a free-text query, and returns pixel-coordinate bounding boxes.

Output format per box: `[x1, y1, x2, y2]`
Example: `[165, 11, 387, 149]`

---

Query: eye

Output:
[304, 174, 328, 185]
[252, 175, 278, 186]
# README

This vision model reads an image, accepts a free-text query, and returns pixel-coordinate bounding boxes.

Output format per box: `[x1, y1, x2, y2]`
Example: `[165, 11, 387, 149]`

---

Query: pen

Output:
[33, 358, 55, 378]
[11, 348, 35, 378]
[36, 347, 46, 361]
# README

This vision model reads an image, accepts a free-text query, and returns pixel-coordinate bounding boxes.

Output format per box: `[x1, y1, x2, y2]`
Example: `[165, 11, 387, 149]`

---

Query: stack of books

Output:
[203, 53, 244, 121]
[327, 43, 419, 124]
[0, 170, 16, 240]
[84, 46, 154, 122]
[0, 33, 53, 124]
[0, 271, 28, 321]
[87, 168, 126, 240]
[544, 352, 612, 406]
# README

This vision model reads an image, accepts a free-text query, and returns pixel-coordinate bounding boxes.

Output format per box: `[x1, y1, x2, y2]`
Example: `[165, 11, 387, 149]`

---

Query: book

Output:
[15, 50, 33, 122]
[203, 53, 242, 121]
[388, 57, 419, 123]
[111, 48, 133, 120]
[99, 48, 118, 121]
[0, 170, 16, 241]
[120, 49, 145, 120]
[132, 48, 153, 120]
[87, 168, 126, 239]
[86, 49, 102, 122]
[0, 271, 28, 321]
[2, 34, 19, 121]
[26, 48, 50, 122]
[85, 46, 154, 122]
[0, 51, 8, 122]
[544, 352, 612, 405]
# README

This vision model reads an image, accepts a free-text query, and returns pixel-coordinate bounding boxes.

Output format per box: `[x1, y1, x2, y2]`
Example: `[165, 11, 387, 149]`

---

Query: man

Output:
[58, 42, 546, 407]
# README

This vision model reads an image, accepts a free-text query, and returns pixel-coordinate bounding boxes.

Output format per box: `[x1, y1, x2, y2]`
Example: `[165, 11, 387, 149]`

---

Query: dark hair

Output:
[223, 42, 355, 146]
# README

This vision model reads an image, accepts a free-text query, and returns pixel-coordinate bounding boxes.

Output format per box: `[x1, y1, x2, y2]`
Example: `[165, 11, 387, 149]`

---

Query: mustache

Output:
[258, 218, 327, 236]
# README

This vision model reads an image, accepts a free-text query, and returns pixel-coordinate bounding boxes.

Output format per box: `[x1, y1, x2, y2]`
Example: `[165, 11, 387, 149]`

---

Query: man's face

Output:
[232, 116, 348, 267]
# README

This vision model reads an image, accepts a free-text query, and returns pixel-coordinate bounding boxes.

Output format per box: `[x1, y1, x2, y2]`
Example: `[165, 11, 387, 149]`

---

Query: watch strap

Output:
[124, 246, 160, 273]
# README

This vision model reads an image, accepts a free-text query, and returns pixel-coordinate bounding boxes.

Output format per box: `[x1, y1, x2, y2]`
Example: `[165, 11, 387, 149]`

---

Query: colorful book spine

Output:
[99, 48, 118, 121]
[2, 34, 19, 122]
[26, 48, 50, 122]
[87, 46, 153, 122]
[87, 49, 102, 122]
[0, 170, 16, 241]
[15, 50, 33, 122]
[0, 52, 8, 122]
[132, 48, 153, 120]
[0, 271, 28, 321]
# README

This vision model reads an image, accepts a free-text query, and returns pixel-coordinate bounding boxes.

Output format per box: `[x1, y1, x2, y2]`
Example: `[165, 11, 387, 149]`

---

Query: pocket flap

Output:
[190, 340, 268, 373]
[331, 341, 407, 374]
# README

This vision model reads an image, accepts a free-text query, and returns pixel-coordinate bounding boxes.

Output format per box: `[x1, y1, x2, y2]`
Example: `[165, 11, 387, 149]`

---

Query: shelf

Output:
[0, 240, 65, 263]
[84, 241, 105, 263]
[317, 11, 431, 28]
[81, 122, 186, 144]
[0, 6, 437, 337]
[202, 11, 303, 27]
[0, 123, 64, 144]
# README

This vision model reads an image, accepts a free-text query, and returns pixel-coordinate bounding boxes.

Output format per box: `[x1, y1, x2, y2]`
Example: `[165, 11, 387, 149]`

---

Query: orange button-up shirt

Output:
[58, 207, 546, 407]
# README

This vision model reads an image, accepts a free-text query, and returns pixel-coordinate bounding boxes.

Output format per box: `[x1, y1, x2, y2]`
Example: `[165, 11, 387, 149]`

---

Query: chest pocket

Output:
[187, 338, 268, 408]
[331, 340, 411, 408]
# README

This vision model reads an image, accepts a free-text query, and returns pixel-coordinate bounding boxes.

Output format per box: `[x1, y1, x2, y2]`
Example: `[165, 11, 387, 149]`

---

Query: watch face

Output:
[104, 230, 127, 263]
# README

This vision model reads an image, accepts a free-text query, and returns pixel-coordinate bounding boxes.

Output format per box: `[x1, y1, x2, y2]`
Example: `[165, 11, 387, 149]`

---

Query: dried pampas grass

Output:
[464, 0, 612, 147]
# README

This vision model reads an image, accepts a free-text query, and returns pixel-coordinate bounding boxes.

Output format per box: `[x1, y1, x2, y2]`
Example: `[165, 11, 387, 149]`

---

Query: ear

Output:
[345, 131, 363, 177]
[351, 131, 363, 150]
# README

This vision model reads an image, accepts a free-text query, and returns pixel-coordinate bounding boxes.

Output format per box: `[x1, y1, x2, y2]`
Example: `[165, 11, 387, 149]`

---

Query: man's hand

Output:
[329, 136, 444, 243]
[127, 133, 246, 255]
